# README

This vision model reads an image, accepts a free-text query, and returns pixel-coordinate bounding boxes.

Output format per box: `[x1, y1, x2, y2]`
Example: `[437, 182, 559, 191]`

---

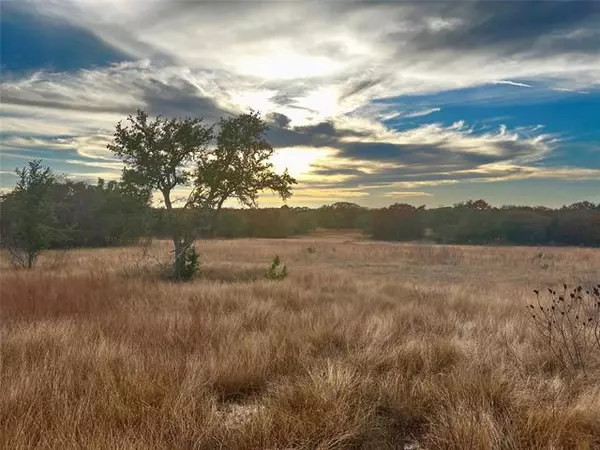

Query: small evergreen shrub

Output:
[173, 246, 201, 281]
[265, 255, 288, 280]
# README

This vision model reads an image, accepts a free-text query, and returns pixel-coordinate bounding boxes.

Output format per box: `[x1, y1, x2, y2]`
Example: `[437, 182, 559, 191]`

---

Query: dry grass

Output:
[1, 235, 599, 449]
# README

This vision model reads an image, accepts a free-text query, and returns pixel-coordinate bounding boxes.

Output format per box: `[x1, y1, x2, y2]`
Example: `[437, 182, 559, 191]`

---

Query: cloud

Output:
[267, 112, 292, 129]
[383, 191, 433, 198]
[28, 0, 600, 97]
[1, 1, 598, 205]
[269, 117, 555, 168]
[0, 61, 234, 120]
[492, 80, 533, 88]
[390, 180, 459, 189]
[403, 108, 442, 118]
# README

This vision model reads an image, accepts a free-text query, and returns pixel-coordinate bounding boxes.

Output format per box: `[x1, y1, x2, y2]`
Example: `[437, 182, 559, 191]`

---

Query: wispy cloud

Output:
[492, 80, 533, 88]
[403, 108, 442, 118]
[383, 191, 433, 198]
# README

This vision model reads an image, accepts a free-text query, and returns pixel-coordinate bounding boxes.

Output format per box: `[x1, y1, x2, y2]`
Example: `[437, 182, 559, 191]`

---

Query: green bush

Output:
[265, 255, 288, 280]
[173, 246, 201, 281]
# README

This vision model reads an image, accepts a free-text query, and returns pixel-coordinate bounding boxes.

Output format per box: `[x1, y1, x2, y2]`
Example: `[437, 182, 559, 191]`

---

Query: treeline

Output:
[367, 200, 600, 247]
[2, 171, 599, 252]
[183, 200, 600, 247]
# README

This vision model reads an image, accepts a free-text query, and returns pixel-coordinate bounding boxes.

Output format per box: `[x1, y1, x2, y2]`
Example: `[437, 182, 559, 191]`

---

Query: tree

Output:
[0, 160, 57, 268]
[370, 203, 424, 241]
[317, 202, 365, 228]
[108, 109, 296, 278]
[562, 201, 598, 211]
[454, 199, 493, 211]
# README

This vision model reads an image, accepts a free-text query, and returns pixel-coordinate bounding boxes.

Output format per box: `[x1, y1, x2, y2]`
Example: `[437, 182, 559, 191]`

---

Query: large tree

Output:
[108, 109, 296, 278]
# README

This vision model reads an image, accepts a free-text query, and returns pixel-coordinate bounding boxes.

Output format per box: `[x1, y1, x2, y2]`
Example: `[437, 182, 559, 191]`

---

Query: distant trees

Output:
[108, 109, 296, 278]
[370, 203, 424, 241]
[147, 197, 599, 247]
[365, 199, 600, 247]
[315, 202, 367, 229]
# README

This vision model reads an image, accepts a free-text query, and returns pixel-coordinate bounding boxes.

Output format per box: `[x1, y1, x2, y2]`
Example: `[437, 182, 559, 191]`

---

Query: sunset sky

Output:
[1, 0, 599, 207]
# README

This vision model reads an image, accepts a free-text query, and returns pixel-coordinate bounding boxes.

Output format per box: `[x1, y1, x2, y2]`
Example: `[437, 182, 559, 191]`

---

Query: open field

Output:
[1, 235, 600, 449]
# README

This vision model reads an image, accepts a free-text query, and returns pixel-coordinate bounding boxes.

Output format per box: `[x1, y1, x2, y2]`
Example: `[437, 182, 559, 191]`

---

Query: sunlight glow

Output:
[270, 147, 335, 178]
[238, 51, 340, 80]
[297, 86, 340, 119]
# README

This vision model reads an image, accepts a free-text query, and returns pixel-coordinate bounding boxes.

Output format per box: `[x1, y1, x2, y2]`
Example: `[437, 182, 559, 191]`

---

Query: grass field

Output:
[2, 234, 600, 449]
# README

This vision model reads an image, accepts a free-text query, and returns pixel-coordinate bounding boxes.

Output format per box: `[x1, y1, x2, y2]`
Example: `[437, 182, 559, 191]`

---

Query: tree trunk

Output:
[172, 238, 187, 278]
[161, 189, 181, 277]
[27, 251, 36, 269]
[161, 188, 193, 279]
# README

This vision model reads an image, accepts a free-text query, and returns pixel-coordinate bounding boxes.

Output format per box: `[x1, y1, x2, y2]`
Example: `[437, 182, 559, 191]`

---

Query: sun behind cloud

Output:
[270, 147, 335, 179]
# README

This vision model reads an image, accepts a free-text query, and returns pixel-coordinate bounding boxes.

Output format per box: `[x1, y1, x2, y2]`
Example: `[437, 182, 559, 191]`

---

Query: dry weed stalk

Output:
[528, 284, 600, 374]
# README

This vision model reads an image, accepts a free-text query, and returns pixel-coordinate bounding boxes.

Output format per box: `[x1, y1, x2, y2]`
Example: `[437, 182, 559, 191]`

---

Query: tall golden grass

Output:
[1, 236, 599, 449]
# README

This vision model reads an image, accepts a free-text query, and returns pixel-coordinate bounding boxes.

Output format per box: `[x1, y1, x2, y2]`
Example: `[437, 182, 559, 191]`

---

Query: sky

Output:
[1, 0, 599, 208]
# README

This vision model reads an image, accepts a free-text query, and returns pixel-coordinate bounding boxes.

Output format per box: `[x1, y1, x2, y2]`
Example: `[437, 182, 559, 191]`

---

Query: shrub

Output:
[265, 255, 288, 280]
[173, 246, 201, 281]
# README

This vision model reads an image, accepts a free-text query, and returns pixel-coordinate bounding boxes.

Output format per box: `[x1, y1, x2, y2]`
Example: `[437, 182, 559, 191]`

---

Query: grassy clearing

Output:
[1, 235, 599, 449]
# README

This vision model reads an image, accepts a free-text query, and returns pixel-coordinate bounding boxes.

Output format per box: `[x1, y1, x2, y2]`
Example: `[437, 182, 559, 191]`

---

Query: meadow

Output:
[1, 233, 600, 449]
